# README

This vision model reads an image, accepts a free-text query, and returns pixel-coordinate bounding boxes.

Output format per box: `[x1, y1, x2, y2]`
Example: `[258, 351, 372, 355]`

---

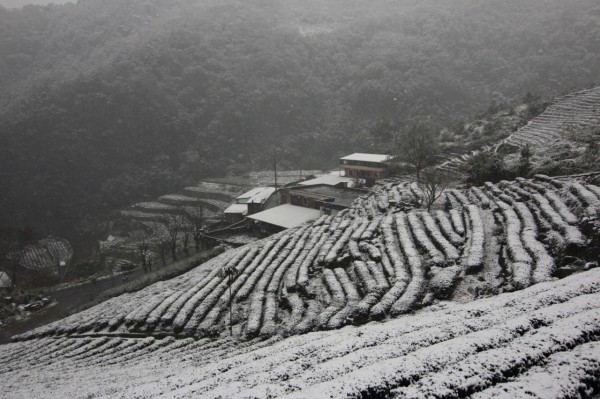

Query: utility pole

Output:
[273, 154, 278, 191]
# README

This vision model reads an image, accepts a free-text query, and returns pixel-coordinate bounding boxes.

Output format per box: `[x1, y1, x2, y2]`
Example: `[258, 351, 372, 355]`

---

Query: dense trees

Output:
[0, 0, 598, 254]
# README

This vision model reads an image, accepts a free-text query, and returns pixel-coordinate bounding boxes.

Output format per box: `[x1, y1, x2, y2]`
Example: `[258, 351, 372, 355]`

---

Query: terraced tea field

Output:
[437, 85, 600, 174]
[2, 269, 600, 398]
[3, 172, 600, 398]
[12, 175, 600, 343]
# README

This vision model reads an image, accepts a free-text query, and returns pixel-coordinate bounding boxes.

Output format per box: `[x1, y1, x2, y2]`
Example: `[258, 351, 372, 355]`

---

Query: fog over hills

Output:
[0, 0, 598, 252]
[0, 0, 71, 8]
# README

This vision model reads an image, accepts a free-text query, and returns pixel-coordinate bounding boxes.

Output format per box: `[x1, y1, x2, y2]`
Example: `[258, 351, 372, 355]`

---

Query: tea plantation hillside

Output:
[2, 268, 600, 398]
[12, 175, 600, 342]
[437, 85, 600, 175]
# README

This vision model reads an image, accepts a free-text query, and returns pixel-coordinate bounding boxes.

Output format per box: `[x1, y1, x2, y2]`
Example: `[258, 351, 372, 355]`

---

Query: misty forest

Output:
[1, 0, 600, 398]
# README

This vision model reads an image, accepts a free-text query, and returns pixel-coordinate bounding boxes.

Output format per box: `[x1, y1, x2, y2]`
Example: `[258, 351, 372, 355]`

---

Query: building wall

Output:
[280, 188, 326, 209]
[342, 166, 386, 179]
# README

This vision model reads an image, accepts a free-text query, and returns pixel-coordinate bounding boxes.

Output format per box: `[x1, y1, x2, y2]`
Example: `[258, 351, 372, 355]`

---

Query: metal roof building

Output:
[339, 153, 391, 163]
[247, 204, 320, 229]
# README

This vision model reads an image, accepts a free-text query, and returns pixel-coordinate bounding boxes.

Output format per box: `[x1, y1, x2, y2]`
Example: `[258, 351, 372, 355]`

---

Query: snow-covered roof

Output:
[299, 175, 354, 187]
[236, 187, 276, 204]
[0, 272, 11, 288]
[339, 153, 391, 163]
[247, 204, 320, 229]
[224, 203, 248, 215]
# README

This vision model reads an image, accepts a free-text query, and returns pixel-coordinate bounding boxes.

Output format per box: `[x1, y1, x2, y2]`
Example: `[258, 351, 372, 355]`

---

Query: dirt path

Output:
[0, 268, 148, 344]
[0, 249, 219, 344]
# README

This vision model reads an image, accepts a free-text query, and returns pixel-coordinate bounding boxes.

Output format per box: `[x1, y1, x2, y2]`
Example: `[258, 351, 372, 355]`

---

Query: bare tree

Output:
[0, 227, 13, 288]
[181, 226, 191, 255]
[188, 207, 205, 253]
[165, 215, 184, 261]
[155, 240, 169, 266]
[397, 122, 439, 181]
[418, 168, 452, 212]
[219, 265, 240, 336]
[136, 237, 152, 272]
[188, 207, 204, 252]
[6, 227, 34, 290]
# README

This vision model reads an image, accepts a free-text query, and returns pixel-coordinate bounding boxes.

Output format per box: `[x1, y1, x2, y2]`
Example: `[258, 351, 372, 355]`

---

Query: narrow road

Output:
[0, 249, 218, 344]
[0, 268, 146, 344]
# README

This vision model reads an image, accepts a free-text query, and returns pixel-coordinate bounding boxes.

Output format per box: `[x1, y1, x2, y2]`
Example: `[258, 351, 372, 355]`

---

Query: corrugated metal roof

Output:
[247, 204, 320, 229]
[299, 175, 354, 186]
[224, 203, 248, 215]
[236, 186, 276, 204]
[339, 153, 391, 163]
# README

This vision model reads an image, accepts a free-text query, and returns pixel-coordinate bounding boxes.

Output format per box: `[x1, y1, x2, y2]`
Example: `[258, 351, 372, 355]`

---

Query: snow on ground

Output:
[2, 268, 600, 398]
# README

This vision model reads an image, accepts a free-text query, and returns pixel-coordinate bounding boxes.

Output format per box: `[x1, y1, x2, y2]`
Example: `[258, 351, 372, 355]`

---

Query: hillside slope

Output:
[1, 0, 599, 245]
[12, 175, 600, 342]
[437, 85, 600, 175]
[2, 268, 600, 398]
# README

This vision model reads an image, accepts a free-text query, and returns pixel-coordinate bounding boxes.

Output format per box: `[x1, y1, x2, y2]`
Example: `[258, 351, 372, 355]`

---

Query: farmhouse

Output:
[224, 186, 276, 223]
[339, 153, 392, 185]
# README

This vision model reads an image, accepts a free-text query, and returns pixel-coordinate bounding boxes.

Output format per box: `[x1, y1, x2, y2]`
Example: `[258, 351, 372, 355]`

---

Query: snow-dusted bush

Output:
[449, 189, 470, 206]
[498, 201, 532, 289]
[361, 216, 383, 240]
[318, 269, 346, 328]
[366, 261, 389, 290]
[568, 181, 600, 215]
[358, 241, 382, 261]
[435, 210, 463, 245]
[463, 205, 485, 271]
[470, 186, 491, 208]
[390, 213, 426, 315]
[587, 184, 600, 200]
[296, 226, 329, 288]
[407, 212, 445, 264]
[471, 341, 600, 399]
[532, 193, 585, 245]
[544, 191, 578, 225]
[513, 202, 555, 284]
[285, 225, 326, 290]
[419, 211, 460, 261]
[379, 247, 396, 279]
[428, 265, 461, 298]
[354, 260, 378, 293]
[450, 208, 465, 236]
[534, 174, 564, 189]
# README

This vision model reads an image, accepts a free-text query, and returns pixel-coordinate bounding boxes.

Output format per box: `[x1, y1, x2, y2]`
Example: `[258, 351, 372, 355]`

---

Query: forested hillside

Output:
[0, 0, 599, 250]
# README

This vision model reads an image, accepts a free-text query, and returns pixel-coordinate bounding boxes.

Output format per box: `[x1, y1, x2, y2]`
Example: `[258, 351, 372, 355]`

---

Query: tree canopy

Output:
[0, 0, 598, 253]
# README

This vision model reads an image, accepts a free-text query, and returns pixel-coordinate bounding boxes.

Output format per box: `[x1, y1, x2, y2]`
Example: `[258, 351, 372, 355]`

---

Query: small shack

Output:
[339, 153, 391, 186]
[224, 186, 276, 223]
[247, 204, 321, 233]
[298, 174, 354, 187]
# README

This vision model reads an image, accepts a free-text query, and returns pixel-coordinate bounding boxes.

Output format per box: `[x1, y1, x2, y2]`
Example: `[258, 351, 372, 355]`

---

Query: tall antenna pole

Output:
[274, 154, 278, 191]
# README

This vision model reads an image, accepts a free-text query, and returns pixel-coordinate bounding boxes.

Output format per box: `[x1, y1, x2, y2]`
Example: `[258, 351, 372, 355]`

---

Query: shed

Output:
[299, 175, 354, 187]
[236, 187, 276, 205]
[247, 204, 320, 230]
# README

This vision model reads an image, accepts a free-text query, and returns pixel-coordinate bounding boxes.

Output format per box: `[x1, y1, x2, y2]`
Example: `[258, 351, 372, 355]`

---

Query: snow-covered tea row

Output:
[504, 85, 600, 147]
[14, 176, 598, 342]
[2, 269, 600, 398]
